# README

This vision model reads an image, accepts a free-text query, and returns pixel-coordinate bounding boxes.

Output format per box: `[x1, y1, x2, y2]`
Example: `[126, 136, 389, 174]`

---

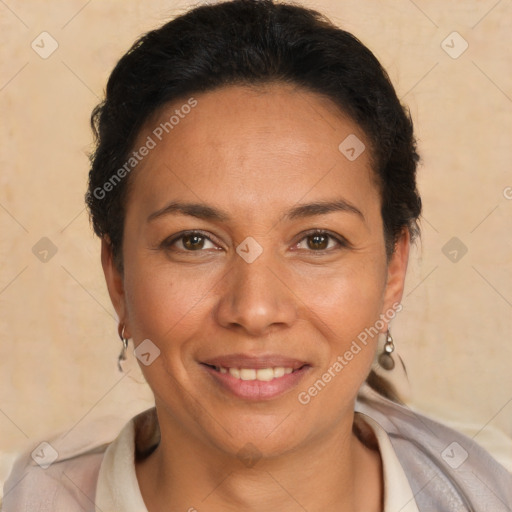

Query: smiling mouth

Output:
[202, 364, 308, 382]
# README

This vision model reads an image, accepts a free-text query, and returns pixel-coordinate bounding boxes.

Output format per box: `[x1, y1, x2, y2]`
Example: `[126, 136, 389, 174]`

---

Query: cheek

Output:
[298, 257, 387, 341]
[302, 263, 387, 403]
[122, 257, 213, 347]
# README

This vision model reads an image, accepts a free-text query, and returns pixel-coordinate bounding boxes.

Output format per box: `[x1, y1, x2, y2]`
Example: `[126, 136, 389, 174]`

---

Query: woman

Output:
[3, 0, 511, 510]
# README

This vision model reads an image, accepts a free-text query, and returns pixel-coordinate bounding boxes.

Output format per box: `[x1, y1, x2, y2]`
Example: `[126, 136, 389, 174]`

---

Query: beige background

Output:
[1, 0, 511, 489]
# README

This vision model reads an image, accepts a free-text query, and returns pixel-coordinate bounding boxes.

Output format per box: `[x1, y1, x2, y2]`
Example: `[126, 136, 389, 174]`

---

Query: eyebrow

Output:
[147, 198, 365, 224]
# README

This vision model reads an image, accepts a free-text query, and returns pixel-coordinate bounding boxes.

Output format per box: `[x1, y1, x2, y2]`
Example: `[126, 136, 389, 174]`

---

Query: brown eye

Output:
[295, 230, 347, 252]
[160, 231, 217, 252]
[307, 233, 330, 251]
[182, 233, 206, 250]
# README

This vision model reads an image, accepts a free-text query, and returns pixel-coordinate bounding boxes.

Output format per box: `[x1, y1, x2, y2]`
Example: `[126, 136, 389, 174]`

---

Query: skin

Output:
[102, 82, 410, 512]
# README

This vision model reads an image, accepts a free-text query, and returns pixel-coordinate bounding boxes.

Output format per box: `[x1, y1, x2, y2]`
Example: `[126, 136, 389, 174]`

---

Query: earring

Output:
[378, 329, 395, 371]
[117, 324, 129, 372]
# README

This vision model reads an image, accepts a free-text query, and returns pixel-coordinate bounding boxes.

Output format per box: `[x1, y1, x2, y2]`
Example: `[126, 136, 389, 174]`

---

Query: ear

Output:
[380, 228, 410, 324]
[101, 236, 129, 334]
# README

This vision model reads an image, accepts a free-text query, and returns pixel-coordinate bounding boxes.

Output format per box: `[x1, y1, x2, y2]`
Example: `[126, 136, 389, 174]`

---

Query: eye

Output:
[160, 230, 218, 252]
[159, 229, 349, 254]
[294, 229, 348, 252]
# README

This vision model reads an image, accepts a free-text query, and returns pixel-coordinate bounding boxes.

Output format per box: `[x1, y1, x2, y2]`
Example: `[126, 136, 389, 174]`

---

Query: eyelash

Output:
[159, 229, 349, 254]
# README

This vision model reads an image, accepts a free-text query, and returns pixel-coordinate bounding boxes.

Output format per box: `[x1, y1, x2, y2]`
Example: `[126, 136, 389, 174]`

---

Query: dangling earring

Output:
[378, 329, 395, 371]
[117, 324, 129, 372]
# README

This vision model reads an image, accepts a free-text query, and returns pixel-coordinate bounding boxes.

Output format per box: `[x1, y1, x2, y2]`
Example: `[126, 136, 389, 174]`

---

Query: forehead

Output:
[127, 83, 379, 223]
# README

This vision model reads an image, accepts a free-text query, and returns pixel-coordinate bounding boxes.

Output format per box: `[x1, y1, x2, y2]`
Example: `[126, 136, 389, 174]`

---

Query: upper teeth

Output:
[218, 367, 294, 381]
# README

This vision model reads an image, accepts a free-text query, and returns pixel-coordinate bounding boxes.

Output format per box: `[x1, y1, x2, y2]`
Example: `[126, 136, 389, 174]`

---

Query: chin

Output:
[202, 408, 318, 462]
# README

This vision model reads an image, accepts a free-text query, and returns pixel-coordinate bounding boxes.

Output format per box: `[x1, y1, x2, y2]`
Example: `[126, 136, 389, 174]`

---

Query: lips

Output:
[200, 353, 311, 400]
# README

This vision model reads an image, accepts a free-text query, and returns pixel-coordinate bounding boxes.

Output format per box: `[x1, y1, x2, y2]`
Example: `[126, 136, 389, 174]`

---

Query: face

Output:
[102, 83, 409, 459]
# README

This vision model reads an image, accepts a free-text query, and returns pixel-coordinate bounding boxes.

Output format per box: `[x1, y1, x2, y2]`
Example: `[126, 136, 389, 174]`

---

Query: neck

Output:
[135, 406, 383, 512]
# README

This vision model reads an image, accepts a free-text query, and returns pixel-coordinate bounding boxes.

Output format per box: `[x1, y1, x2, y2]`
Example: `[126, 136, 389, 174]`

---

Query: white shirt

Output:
[95, 412, 420, 512]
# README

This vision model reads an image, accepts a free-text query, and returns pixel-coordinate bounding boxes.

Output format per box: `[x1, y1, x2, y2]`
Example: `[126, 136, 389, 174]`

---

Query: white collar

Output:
[95, 418, 147, 512]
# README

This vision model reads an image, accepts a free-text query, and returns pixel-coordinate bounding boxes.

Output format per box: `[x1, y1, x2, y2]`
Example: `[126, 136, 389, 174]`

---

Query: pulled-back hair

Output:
[86, 0, 422, 401]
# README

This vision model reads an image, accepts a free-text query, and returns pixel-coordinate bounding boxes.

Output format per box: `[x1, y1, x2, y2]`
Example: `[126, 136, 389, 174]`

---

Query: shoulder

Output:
[1, 410, 151, 512]
[356, 385, 512, 511]
[2, 444, 106, 511]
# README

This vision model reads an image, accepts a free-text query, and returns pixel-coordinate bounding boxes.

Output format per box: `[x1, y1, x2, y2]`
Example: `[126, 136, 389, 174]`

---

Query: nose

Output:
[214, 247, 298, 337]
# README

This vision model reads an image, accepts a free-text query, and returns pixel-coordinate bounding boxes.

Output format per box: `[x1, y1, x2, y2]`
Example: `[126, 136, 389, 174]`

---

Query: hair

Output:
[86, 0, 421, 402]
